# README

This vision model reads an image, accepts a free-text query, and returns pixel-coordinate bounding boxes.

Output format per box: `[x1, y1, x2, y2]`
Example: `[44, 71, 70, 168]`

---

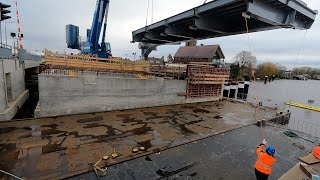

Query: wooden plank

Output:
[279, 164, 309, 180]
[300, 164, 320, 178]
[298, 153, 320, 165]
[191, 74, 229, 78]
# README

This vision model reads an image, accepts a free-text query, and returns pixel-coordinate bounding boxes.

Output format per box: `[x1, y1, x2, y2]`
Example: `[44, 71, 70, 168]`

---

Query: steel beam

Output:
[165, 26, 195, 39]
[194, 15, 228, 34]
[132, 0, 318, 58]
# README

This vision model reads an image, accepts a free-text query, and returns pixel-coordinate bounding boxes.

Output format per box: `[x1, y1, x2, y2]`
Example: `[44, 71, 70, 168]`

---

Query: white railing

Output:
[0, 43, 12, 49]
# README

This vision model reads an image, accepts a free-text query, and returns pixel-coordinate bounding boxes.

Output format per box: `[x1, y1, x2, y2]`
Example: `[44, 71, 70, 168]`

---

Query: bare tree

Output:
[233, 51, 257, 80]
[167, 54, 174, 63]
[233, 51, 257, 68]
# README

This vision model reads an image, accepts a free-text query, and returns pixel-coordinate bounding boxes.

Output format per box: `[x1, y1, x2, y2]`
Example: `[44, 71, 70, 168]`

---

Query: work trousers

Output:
[255, 168, 269, 180]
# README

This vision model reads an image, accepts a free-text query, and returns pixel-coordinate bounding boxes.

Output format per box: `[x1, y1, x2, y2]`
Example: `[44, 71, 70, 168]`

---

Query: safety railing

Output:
[0, 43, 12, 49]
[288, 120, 320, 138]
[40, 68, 150, 79]
[247, 96, 287, 112]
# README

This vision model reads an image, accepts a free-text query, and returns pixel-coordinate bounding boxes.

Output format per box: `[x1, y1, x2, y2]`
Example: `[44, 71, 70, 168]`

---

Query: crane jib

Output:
[65, 0, 111, 58]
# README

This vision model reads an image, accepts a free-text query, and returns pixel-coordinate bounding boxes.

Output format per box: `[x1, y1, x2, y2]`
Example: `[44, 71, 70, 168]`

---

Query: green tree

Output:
[230, 63, 241, 80]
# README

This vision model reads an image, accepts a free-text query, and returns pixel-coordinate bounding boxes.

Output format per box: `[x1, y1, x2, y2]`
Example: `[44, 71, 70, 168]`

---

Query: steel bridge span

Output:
[132, 0, 318, 58]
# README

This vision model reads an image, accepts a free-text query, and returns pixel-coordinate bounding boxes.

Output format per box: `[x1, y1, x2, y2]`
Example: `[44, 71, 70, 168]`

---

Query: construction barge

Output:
[0, 0, 318, 179]
[0, 99, 293, 179]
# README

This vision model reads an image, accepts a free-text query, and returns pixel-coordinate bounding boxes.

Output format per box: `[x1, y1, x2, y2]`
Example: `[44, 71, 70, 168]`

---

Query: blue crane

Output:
[66, 0, 111, 58]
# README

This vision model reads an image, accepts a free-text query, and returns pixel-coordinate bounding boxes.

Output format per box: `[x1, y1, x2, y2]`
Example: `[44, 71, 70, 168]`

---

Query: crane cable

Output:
[145, 0, 155, 26]
[284, 29, 307, 113]
[145, 0, 150, 26]
[243, 15, 265, 140]
[151, 0, 154, 24]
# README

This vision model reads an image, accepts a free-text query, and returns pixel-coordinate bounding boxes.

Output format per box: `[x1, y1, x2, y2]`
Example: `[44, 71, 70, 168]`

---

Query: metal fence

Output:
[288, 120, 320, 138]
[248, 96, 320, 139]
[247, 96, 287, 112]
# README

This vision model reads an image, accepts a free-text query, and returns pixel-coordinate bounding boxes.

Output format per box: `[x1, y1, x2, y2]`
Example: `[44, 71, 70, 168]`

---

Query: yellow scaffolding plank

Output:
[286, 101, 320, 112]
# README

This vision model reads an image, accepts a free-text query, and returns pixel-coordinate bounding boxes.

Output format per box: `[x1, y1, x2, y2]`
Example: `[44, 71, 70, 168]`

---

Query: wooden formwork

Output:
[150, 65, 186, 79]
[43, 49, 150, 74]
[186, 65, 229, 98]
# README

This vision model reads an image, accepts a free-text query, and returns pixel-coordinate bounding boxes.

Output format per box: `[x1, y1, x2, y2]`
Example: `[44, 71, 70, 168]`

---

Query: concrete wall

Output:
[25, 60, 42, 69]
[36, 75, 220, 117]
[18, 49, 42, 61]
[2, 60, 26, 100]
[0, 47, 13, 59]
[0, 61, 6, 112]
[0, 59, 29, 121]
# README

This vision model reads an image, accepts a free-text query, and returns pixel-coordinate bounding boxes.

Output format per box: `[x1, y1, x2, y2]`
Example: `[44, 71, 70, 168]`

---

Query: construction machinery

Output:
[66, 0, 111, 58]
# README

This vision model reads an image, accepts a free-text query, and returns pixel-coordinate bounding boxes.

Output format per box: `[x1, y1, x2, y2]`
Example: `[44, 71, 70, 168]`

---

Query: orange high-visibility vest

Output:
[255, 144, 277, 175]
[312, 146, 320, 159]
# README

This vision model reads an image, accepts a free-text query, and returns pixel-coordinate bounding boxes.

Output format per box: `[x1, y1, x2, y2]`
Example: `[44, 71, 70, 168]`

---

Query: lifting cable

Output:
[145, 0, 150, 26]
[243, 15, 265, 140]
[151, 0, 154, 24]
[145, 0, 155, 26]
[286, 29, 309, 134]
[244, 15, 313, 145]
[284, 29, 308, 116]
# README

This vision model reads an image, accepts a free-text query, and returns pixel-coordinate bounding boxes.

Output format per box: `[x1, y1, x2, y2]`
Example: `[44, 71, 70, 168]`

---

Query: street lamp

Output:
[4, 21, 15, 46]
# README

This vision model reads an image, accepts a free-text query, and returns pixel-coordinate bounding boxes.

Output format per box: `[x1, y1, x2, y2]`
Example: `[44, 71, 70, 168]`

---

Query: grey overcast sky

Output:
[1, 0, 319, 68]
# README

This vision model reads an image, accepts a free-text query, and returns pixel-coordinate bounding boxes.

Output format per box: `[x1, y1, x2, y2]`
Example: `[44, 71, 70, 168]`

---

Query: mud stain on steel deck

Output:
[41, 129, 65, 136]
[129, 123, 152, 135]
[42, 144, 67, 154]
[137, 140, 152, 150]
[76, 116, 103, 123]
[214, 115, 223, 119]
[192, 109, 210, 113]
[156, 163, 197, 178]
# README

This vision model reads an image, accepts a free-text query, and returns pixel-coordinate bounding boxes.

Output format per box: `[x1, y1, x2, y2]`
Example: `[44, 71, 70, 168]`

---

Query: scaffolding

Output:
[150, 65, 186, 79]
[43, 49, 150, 74]
[186, 65, 229, 98]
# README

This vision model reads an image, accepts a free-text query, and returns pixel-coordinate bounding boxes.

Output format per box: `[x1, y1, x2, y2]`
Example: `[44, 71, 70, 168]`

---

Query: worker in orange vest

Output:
[255, 139, 277, 180]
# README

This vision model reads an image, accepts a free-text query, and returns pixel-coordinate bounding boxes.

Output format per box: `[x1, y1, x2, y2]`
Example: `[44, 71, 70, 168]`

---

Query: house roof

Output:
[174, 45, 225, 59]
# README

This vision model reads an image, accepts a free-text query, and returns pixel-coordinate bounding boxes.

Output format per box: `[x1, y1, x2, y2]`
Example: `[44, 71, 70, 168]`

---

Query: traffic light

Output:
[0, 3, 11, 21]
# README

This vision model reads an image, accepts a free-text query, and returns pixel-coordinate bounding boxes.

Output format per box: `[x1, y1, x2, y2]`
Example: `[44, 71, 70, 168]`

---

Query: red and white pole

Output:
[15, 0, 23, 49]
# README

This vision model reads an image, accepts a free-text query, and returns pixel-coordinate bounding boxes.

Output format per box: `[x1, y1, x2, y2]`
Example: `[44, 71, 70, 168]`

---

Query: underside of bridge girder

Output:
[132, 0, 317, 59]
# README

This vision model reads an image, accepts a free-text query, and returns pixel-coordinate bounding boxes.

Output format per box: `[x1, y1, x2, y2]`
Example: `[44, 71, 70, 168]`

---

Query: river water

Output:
[247, 79, 320, 137]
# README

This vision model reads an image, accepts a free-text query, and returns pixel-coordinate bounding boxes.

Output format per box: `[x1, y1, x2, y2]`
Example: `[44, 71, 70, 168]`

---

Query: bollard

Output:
[237, 82, 245, 100]
[264, 76, 268, 84]
[229, 83, 237, 99]
[223, 83, 230, 98]
[243, 81, 250, 100]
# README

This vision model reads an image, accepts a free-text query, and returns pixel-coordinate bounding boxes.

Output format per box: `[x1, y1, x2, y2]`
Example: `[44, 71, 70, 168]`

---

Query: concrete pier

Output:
[0, 48, 42, 121]
[0, 59, 28, 121]
[35, 73, 221, 117]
